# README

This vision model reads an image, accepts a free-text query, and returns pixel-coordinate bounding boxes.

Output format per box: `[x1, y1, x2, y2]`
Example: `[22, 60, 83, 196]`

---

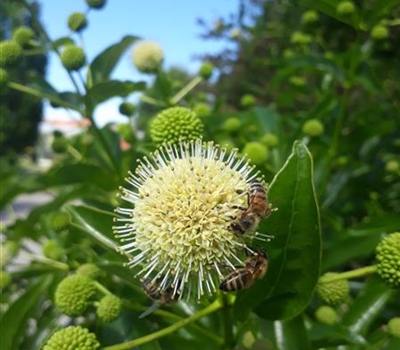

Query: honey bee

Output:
[219, 248, 268, 292]
[139, 277, 180, 318]
[230, 180, 272, 236]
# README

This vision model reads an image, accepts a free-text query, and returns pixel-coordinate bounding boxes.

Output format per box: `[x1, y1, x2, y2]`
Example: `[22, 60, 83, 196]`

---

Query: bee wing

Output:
[138, 302, 161, 319]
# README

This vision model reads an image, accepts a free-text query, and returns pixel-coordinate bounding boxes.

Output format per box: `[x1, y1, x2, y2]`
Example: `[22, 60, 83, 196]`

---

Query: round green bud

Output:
[385, 160, 399, 173]
[243, 142, 269, 165]
[315, 306, 337, 325]
[96, 294, 122, 322]
[290, 31, 312, 45]
[42, 326, 100, 350]
[261, 133, 278, 148]
[336, 1, 356, 15]
[60, 45, 86, 71]
[222, 118, 240, 133]
[387, 317, 400, 338]
[51, 211, 70, 231]
[199, 62, 214, 80]
[12, 27, 34, 47]
[193, 102, 211, 118]
[376, 232, 400, 289]
[85, 0, 106, 9]
[76, 263, 105, 280]
[316, 272, 350, 305]
[67, 13, 88, 32]
[240, 94, 256, 108]
[0, 68, 9, 87]
[371, 25, 389, 40]
[119, 102, 136, 116]
[132, 41, 164, 74]
[302, 10, 319, 24]
[54, 275, 96, 316]
[42, 240, 65, 260]
[0, 270, 12, 289]
[289, 76, 306, 87]
[302, 119, 324, 137]
[0, 41, 23, 67]
[150, 106, 204, 146]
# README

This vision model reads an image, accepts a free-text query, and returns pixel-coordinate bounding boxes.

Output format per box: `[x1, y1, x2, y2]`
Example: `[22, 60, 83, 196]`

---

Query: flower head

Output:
[96, 294, 122, 322]
[315, 272, 349, 305]
[371, 25, 389, 40]
[13, 26, 34, 47]
[302, 119, 324, 137]
[315, 305, 337, 325]
[114, 140, 265, 300]
[67, 13, 88, 32]
[0, 41, 22, 67]
[86, 0, 106, 9]
[42, 326, 100, 350]
[388, 317, 400, 338]
[132, 41, 164, 74]
[77, 263, 105, 280]
[376, 232, 400, 289]
[60, 45, 86, 71]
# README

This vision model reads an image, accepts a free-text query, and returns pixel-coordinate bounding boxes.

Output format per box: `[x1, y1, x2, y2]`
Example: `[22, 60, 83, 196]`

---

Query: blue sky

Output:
[39, 0, 238, 128]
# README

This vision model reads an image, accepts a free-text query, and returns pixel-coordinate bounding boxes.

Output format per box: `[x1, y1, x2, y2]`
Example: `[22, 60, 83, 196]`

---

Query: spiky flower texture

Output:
[114, 140, 264, 300]
[376, 232, 400, 289]
[42, 326, 100, 350]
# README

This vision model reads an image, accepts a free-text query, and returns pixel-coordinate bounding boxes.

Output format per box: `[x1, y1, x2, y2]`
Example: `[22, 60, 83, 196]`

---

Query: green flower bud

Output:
[0, 68, 9, 87]
[371, 25, 389, 40]
[193, 102, 211, 118]
[316, 272, 349, 305]
[315, 306, 337, 325]
[55, 275, 96, 316]
[240, 94, 256, 108]
[119, 102, 136, 116]
[42, 240, 65, 260]
[85, 0, 106, 9]
[0, 270, 12, 289]
[302, 10, 319, 24]
[12, 27, 34, 47]
[290, 31, 312, 45]
[0, 41, 22, 67]
[96, 294, 122, 322]
[42, 326, 100, 350]
[385, 160, 399, 173]
[76, 263, 105, 280]
[376, 232, 400, 289]
[0, 241, 19, 267]
[387, 317, 400, 338]
[289, 76, 306, 87]
[261, 133, 278, 148]
[51, 211, 70, 231]
[199, 62, 214, 80]
[150, 107, 204, 146]
[336, 1, 356, 15]
[243, 142, 269, 165]
[302, 119, 324, 137]
[222, 118, 241, 133]
[132, 41, 164, 74]
[67, 13, 88, 32]
[60, 45, 86, 71]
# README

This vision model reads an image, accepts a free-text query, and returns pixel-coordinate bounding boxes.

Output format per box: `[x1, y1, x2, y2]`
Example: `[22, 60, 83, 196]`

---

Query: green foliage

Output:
[2, 0, 400, 349]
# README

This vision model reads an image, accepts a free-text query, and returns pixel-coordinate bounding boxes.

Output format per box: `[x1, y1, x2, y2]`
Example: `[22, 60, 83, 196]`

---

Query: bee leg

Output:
[232, 205, 247, 211]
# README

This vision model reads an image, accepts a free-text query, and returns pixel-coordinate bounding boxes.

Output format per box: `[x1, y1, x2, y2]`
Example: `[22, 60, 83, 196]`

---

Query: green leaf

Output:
[342, 276, 396, 336]
[0, 277, 52, 350]
[88, 35, 139, 86]
[67, 204, 119, 250]
[273, 315, 311, 350]
[234, 141, 321, 320]
[85, 80, 146, 113]
[52, 36, 75, 50]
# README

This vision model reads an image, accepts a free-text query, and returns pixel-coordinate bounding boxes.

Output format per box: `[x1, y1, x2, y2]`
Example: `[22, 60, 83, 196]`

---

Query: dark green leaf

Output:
[234, 141, 321, 321]
[0, 277, 52, 350]
[88, 35, 139, 86]
[273, 315, 311, 350]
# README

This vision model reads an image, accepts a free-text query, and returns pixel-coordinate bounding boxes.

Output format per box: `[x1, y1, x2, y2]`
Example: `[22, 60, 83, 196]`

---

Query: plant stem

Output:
[319, 265, 378, 283]
[140, 94, 167, 107]
[103, 299, 222, 350]
[170, 76, 203, 104]
[22, 252, 69, 271]
[221, 293, 236, 349]
[93, 281, 112, 295]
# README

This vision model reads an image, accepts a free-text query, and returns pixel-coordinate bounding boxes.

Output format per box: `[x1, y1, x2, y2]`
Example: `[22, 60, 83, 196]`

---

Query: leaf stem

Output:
[319, 265, 378, 283]
[220, 293, 236, 349]
[21, 252, 69, 271]
[102, 299, 222, 350]
[93, 281, 113, 296]
[170, 76, 203, 104]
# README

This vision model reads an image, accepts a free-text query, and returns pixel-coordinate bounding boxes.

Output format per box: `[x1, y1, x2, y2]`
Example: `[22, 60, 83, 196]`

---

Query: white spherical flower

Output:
[114, 140, 263, 300]
[132, 41, 164, 74]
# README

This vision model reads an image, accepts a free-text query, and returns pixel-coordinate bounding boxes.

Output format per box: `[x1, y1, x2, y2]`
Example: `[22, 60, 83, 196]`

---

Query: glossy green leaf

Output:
[88, 35, 139, 86]
[342, 276, 396, 336]
[273, 315, 311, 350]
[0, 277, 52, 350]
[234, 141, 321, 320]
[67, 204, 119, 250]
[85, 80, 146, 113]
